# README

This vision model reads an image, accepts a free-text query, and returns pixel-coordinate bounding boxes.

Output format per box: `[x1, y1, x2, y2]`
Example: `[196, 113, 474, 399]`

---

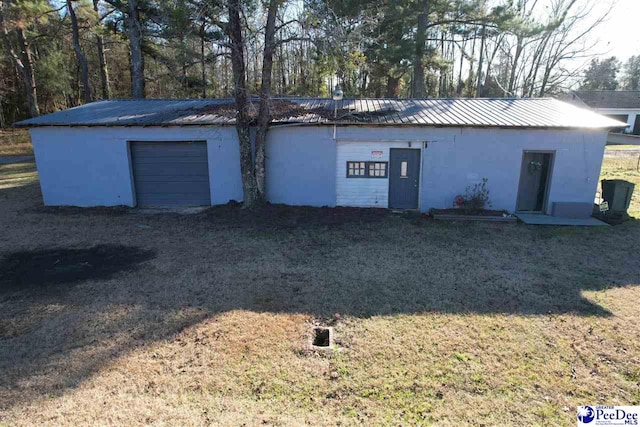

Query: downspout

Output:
[333, 100, 337, 140]
[331, 89, 343, 141]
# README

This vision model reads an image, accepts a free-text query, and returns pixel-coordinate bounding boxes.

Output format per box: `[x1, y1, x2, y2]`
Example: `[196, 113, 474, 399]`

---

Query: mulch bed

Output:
[430, 208, 509, 217]
[201, 202, 394, 229]
[29, 205, 131, 216]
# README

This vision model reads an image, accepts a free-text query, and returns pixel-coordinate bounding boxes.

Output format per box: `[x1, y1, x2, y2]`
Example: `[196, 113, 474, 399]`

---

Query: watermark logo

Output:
[577, 406, 639, 426]
[577, 406, 595, 424]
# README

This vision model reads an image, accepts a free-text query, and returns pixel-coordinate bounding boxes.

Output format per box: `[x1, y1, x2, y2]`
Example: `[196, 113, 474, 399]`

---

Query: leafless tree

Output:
[93, 0, 111, 99]
[67, 0, 92, 103]
[127, 0, 145, 98]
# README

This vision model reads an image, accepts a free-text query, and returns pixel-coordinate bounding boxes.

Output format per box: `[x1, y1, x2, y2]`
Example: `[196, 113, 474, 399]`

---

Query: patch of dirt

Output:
[29, 205, 132, 216]
[202, 202, 394, 229]
[430, 208, 509, 217]
[0, 245, 156, 293]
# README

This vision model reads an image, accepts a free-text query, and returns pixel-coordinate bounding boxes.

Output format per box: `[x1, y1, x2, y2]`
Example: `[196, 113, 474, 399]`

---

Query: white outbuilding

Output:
[16, 97, 625, 218]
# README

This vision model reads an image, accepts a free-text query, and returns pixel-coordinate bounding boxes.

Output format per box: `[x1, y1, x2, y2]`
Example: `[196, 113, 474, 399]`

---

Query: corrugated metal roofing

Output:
[15, 97, 627, 129]
[570, 91, 640, 109]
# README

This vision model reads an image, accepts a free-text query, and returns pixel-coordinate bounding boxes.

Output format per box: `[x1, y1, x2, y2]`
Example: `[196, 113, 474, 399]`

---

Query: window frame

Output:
[605, 114, 629, 134]
[346, 161, 388, 179]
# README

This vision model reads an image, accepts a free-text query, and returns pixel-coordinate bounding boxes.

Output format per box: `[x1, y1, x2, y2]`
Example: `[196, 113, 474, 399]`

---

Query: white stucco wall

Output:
[30, 124, 607, 213]
[265, 126, 337, 207]
[30, 126, 243, 206]
[330, 126, 607, 213]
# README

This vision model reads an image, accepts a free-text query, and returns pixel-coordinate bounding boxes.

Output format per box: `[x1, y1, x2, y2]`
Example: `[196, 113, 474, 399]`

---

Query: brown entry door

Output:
[516, 152, 553, 212]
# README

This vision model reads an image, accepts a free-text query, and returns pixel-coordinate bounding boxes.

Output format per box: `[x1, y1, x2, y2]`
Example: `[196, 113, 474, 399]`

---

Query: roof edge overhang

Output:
[15, 122, 626, 131]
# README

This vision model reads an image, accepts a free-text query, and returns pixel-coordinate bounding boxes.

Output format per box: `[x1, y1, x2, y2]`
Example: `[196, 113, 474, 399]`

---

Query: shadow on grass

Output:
[0, 162, 39, 204]
[1, 202, 639, 412]
[0, 245, 156, 296]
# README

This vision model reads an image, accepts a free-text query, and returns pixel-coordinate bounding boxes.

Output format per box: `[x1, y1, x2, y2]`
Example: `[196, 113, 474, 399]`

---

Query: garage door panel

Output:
[136, 175, 210, 183]
[135, 196, 210, 207]
[132, 164, 209, 175]
[132, 153, 207, 160]
[131, 141, 211, 207]
[132, 142, 207, 151]
[134, 181, 211, 194]
[132, 164, 209, 176]
[133, 158, 210, 164]
[131, 147, 208, 156]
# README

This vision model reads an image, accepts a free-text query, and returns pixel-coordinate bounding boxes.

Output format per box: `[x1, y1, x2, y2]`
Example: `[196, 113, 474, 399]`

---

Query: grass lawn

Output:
[0, 129, 32, 156]
[0, 149, 639, 426]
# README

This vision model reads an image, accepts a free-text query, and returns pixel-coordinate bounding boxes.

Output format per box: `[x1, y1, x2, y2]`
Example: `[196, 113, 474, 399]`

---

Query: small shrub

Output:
[454, 178, 492, 214]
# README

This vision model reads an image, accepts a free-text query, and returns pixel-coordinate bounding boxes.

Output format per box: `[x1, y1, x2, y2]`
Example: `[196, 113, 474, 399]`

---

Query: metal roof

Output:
[15, 97, 627, 129]
[569, 91, 640, 109]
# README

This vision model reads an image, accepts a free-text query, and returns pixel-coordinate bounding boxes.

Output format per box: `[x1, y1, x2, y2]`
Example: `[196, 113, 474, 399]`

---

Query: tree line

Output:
[581, 55, 640, 91]
[1, 0, 625, 123]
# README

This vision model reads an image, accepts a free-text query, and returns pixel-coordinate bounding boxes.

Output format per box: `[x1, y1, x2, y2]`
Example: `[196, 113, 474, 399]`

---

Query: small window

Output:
[346, 161, 388, 178]
[400, 161, 408, 177]
[605, 114, 629, 134]
[347, 161, 366, 177]
[368, 162, 387, 177]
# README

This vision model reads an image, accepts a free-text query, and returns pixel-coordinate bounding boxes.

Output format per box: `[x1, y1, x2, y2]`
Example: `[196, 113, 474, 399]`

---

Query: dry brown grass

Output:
[0, 129, 32, 156]
[0, 162, 38, 190]
[0, 159, 639, 426]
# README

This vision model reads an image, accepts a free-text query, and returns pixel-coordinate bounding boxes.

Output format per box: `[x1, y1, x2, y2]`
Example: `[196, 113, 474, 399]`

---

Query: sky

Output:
[583, 0, 640, 62]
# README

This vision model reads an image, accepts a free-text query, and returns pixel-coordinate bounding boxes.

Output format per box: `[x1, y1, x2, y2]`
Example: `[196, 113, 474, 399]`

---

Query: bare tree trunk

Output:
[210, 53, 217, 95]
[93, 0, 110, 99]
[0, 101, 6, 128]
[456, 38, 465, 95]
[67, 0, 92, 103]
[525, 34, 550, 97]
[412, 5, 427, 98]
[386, 75, 400, 98]
[127, 0, 145, 98]
[17, 27, 39, 116]
[437, 31, 445, 96]
[253, 37, 259, 91]
[228, 0, 258, 207]
[200, 20, 206, 98]
[507, 36, 523, 96]
[482, 35, 502, 94]
[539, 64, 552, 97]
[475, 24, 486, 97]
[3, 23, 39, 116]
[254, 0, 278, 200]
[279, 42, 286, 93]
[360, 70, 368, 94]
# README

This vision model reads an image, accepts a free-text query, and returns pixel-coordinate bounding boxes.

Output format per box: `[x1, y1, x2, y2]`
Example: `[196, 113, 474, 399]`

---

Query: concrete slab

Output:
[516, 213, 609, 227]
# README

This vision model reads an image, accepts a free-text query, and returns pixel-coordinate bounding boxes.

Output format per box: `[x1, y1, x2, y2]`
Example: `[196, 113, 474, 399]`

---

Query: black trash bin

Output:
[601, 179, 635, 213]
